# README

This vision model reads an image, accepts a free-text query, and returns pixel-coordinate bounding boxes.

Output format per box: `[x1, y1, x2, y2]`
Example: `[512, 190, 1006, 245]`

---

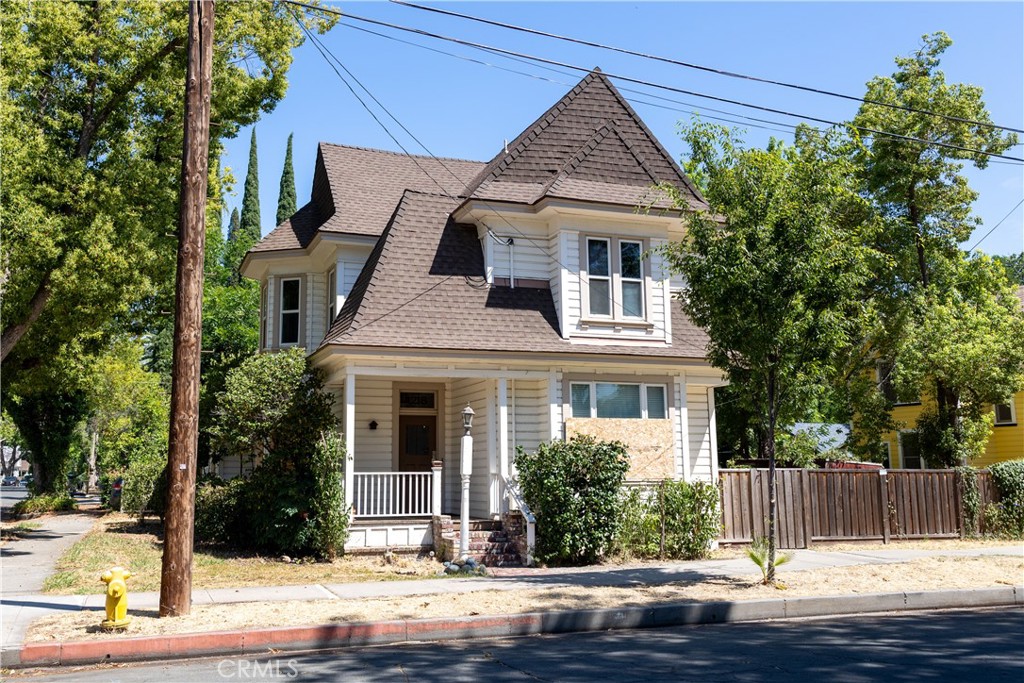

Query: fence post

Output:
[800, 468, 812, 549]
[659, 480, 666, 560]
[431, 461, 443, 517]
[879, 468, 891, 544]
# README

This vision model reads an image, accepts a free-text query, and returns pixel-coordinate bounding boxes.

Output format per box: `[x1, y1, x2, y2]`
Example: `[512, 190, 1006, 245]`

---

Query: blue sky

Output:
[221, 1, 1024, 256]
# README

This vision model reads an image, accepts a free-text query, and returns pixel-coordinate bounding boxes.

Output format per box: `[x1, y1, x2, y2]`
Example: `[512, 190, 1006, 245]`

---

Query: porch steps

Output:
[445, 522, 524, 567]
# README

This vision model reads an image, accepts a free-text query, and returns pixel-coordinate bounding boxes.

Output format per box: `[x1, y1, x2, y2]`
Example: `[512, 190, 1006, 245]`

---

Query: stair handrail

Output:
[502, 474, 536, 566]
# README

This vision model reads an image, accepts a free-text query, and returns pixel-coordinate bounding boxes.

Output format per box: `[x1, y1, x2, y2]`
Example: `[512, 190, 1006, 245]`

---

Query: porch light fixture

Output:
[461, 404, 475, 433]
[368, 420, 378, 431]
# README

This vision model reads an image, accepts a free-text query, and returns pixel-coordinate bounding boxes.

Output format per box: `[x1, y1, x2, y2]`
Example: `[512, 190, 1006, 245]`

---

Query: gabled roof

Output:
[462, 69, 707, 211]
[249, 144, 484, 254]
[321, 191, 709, 359]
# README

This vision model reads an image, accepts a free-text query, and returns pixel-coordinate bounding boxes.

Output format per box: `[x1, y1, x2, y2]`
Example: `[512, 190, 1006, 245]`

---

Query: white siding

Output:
[510, 379, 546, 456]
[340, 259, 365, 299]
[548, 233, 563, 337]
[448, 378, 492, 518]
[490, 233, 550, 282]
[352, 378, 393, 472]
[307, 272, 326, 348]
[686, 385, 714, 482]
[648, 238, 671, 344]
[562, 232, 581, 335]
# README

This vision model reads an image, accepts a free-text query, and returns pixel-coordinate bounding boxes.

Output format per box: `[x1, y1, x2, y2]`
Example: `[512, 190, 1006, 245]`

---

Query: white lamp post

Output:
[459, 404, 474, 560]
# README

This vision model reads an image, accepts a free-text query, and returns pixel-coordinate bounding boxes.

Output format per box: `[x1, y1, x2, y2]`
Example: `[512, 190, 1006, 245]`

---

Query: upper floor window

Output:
[876, 361, 919, 406]
[994, 402, 1016, 426]
[570, 382, 667, 419]
[585, 237, 646, 319]
[327, 268, 337, 325]
[280, 278, 301, 346]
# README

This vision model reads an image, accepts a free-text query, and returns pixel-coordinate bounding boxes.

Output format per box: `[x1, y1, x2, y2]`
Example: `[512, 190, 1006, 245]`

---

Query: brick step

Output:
[467, 520, 503, 532]
[468, 553, 523, 567]
[445, 531, 508, 542]
[462, 541, 518, 553]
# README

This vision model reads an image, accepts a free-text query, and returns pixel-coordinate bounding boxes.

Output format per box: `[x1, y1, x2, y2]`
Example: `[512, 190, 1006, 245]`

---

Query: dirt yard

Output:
[27, 553, 1022, 643]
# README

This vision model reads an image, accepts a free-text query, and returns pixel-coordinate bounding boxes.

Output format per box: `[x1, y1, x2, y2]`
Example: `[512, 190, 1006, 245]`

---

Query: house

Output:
[239, 70, 725, 557]
[875, 285, 1024, 469]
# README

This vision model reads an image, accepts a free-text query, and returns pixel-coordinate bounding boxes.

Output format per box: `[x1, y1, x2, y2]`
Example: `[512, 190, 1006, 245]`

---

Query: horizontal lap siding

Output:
[353, 378, 393, 472]
[449, 379, 492, 518]
[492, 238, 550, 282]
[307, 272, 326, 348]
[511, 380, 546, 457]
[687, 387, 713, 482]
[563, 233, 581, 333]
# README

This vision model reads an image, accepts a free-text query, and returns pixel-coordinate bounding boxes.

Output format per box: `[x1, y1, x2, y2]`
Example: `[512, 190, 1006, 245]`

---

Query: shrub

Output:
[121, 455, 167, 522]
[194, 477, 245, 545]
[309, 431, 348, 559]
[515, 436, 629, 566]
[987, 459, 1024, 538]
[12, 494, 77, 515]
[612, 480, 721, 560]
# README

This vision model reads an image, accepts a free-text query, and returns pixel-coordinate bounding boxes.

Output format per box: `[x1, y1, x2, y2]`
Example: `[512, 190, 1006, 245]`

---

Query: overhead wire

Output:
[389, 0, 1024, 136]
[968, 198, 1024, 251]
[282, 0, 1024, 163]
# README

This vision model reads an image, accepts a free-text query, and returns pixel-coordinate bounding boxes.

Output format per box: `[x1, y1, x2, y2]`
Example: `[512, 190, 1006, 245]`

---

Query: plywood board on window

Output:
[565, 418, 674, 480]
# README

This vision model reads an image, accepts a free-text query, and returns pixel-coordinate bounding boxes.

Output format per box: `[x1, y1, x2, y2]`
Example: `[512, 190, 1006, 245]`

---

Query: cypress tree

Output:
[224, 129, 261, 273]
[276, 133, 297, 225]
[227, 207, 240, 244]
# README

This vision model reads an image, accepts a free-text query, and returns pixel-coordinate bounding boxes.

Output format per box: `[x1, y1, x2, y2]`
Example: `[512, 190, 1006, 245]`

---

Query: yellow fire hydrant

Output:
[100, 566, 132, 629]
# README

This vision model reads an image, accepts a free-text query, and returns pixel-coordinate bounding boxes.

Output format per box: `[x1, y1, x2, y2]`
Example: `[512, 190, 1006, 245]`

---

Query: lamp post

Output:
[459, 404, 474, 560]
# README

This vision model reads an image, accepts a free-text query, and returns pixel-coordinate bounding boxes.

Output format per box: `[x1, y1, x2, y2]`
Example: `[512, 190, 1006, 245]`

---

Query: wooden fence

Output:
[719, 468, 997, 549]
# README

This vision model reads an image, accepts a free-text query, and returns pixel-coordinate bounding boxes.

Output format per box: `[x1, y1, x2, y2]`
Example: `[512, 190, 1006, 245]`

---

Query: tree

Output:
[662, 122, 877, 582]
[994, 253, 1024, 286]
[276, 133, 297, 226]
[1, 1, 335, 491]
[226, 208, 241, 252]
[225, 128, 262, 274]
[850, 33, 1021, 463]
[0, 413, 26, 478]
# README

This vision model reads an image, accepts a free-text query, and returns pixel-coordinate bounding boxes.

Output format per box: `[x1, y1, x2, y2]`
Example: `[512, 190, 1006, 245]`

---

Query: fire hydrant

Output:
[100, 566, 132, 629]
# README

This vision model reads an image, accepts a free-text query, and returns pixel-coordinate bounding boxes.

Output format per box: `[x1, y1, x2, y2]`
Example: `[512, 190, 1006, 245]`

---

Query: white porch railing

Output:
[502, 475, 536, 566]
[352, 469, 440, 518]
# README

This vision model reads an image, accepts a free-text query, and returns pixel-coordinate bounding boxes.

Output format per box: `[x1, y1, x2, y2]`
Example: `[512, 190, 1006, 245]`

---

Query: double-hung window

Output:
[570, 382, 667, 419]
[898, 431, 923, 469]
[585, 237, 646, 319]
[327, 268, 337, 324]
[279, 278, 301, 346]
[994, 402, 1016, 426]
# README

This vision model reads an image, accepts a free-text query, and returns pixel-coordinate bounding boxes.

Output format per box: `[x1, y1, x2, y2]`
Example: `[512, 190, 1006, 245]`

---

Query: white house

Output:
[240, 70, 725, 558]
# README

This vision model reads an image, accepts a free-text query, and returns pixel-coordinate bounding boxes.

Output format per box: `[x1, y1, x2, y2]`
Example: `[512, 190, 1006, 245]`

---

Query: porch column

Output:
[497, 377, 509, 514]
[344, 370, 355, 511]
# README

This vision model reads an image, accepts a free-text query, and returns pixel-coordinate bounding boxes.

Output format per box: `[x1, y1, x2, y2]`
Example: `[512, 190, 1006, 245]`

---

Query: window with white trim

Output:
[279, 278, 301, 346]
[570, 382, 667, 419]
[584, 237, 647, 320]
[994, 401, 1016, 426]
[327, 267, 337, 324]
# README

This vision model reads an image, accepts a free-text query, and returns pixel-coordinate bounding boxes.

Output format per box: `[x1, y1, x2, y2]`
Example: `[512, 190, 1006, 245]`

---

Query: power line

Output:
[390, 0, 1023, 136]
[282, 0, 1023, 164]
[968, 198, 1024, 251]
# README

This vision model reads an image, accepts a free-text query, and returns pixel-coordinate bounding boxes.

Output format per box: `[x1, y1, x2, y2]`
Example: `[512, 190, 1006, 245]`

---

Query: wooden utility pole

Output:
[160, 0, 215, 618]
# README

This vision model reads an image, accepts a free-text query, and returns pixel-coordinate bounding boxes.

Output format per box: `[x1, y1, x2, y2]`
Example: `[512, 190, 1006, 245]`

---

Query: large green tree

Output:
[994, 253, 1024, 286]
[1, 0, 334, 492]
[224, 128, 263, 273]
[276, 132, 297, 225]
[850, 32, 1022, 464]
[663, 123, 878, 581]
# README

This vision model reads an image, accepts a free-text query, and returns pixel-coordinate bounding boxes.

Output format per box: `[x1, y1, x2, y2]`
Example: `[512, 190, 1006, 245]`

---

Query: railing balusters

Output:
[350, 472, 434, 518]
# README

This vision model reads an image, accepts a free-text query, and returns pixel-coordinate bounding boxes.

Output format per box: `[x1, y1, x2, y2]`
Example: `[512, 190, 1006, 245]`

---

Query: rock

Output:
[280, 555, 291, 564]
[444, 564, 460, 574]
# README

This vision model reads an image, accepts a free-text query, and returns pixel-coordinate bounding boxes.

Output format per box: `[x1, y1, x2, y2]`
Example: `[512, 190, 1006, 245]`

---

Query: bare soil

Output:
[26, 554, 1022, 643]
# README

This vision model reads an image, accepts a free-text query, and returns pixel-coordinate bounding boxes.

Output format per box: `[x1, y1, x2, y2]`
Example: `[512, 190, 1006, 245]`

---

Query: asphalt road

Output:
[0, 486, 30, 517]
[17, 607, 1024, 683]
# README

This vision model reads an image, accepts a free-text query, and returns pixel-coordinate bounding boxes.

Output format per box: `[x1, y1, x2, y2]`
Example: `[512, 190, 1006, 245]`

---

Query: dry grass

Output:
[42, 514, 441, 594]
[27, 555, 1022, 643]
[0, 521, 40, 547]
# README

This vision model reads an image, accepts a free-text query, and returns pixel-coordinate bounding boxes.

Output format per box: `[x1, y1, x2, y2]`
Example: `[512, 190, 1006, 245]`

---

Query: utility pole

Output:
[160, 0, 215, 618]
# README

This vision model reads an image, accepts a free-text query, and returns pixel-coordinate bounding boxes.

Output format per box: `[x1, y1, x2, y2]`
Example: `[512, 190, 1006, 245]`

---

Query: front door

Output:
[398, 414, 436, 472]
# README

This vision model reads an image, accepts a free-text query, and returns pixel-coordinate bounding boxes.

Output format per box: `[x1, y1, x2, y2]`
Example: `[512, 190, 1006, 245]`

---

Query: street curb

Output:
[7, 586, 1021, 669]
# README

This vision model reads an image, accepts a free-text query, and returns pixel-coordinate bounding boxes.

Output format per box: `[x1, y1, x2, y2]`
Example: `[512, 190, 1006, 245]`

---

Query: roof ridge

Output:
[318, 141, 482, 165]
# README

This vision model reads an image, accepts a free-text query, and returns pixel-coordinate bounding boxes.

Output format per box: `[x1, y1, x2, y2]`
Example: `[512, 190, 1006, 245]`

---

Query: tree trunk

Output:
[765, 373, 779, 585]
[87, 430, 99, 494]
[159, 0, 214, 619]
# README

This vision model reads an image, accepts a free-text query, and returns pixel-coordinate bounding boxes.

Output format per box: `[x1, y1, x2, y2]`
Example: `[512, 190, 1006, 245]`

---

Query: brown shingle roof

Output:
[249, 144, 484, 254]
[462, 69, 707, 211]
[321, 191, 709, 359]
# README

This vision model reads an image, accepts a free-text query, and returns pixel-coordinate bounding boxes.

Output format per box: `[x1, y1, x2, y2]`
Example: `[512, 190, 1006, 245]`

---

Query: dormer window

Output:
[584, 236, 647, 320]
[280, 277, 302, 346]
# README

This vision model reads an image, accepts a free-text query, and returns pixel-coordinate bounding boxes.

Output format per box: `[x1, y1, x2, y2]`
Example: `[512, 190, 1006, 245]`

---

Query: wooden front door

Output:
[398, 415, 436, 472]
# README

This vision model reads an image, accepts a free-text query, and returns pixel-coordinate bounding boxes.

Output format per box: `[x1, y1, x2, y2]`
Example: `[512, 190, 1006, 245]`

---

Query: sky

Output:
[221, 1, 1024, 257]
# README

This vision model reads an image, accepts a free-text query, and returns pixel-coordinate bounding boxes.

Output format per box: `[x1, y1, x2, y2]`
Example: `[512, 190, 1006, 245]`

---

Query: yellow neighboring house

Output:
[879, 285, 1024, 469]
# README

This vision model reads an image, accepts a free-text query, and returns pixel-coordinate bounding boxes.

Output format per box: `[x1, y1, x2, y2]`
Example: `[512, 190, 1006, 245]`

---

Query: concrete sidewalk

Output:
[2, 545, 1020, 668]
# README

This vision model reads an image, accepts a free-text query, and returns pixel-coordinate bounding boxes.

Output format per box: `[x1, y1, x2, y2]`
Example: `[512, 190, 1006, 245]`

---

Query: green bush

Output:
[12, 494, 77, 515]
[194, 477, 245, 544]
[309, 431, 348, 559]
[612, 480, 721, 560]
[515, 435, 629, 566]
[121, 455, 167, 521]
[987, 459, 1024, 538]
